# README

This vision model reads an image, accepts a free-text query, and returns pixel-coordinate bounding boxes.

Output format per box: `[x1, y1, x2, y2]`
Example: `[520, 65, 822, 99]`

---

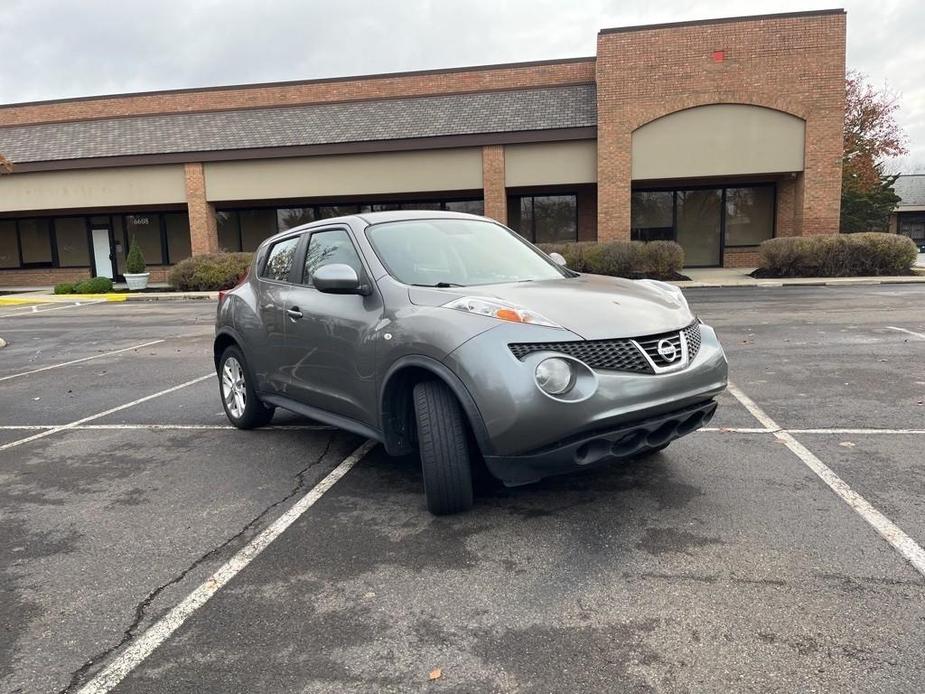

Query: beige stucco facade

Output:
[504, 141, 597, 187]
[631, 104, 806, 181]
[0, 165, 187, 212]
[203, 149, 484, 202]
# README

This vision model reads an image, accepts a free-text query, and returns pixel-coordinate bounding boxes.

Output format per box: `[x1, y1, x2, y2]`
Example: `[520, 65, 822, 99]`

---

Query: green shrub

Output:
[125, 236, 146, 274]
[643, 241, 685, 278]
[758, 233, 917, 277]
[169, 252, 253, 291]
[73, 276, 114, 294]
[537, 240, 685, 280]
[53, 282, 76, 295]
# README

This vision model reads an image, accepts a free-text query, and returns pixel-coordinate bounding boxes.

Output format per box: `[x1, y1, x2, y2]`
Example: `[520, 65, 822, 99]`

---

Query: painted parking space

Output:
[2, 286, 925, 693]
[109, 434, 925, 693]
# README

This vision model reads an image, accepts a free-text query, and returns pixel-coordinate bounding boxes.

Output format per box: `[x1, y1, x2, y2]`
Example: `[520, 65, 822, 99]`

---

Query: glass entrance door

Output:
[675, 189, 723, 267]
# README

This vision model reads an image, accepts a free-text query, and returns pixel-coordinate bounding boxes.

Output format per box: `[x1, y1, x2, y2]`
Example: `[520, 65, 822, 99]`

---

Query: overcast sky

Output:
[1, 0, 923, 170]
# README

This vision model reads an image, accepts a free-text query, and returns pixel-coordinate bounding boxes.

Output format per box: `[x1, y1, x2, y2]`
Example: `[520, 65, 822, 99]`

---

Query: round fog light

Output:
[535, 357, 575, 395]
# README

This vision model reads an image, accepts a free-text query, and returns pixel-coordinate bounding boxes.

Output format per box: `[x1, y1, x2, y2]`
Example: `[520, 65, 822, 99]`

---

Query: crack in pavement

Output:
[59, 433, 336, 694]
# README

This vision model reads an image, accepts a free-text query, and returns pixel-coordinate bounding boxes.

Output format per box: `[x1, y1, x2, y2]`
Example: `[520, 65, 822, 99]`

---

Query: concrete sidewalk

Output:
[678, 266, 925, 288]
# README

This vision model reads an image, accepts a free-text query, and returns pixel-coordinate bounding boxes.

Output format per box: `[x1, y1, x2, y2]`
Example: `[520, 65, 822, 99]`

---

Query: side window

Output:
[260, 236, 299, 281]
[302, 229, 364, 285]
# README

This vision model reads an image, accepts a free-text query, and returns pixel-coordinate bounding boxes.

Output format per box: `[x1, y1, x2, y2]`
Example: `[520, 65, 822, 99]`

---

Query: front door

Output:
[283, 227, 381, 427]
[91, 228, 113, 278]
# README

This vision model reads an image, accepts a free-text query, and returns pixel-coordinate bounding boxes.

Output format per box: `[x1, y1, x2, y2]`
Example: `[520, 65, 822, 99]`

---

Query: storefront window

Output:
[631, 191, 674, 242]
[676, 190, 722, 266]
[164, 213, 192, 262]
[54, 217, 90, 267]
[125, 214, 164, 265]
[277, 207, 315, 231]
[217, 211, 241, 252]
[240, 209, 277, 251]
[725, 187, 775, 246]
[444, 199, 484, 215]
[507, 194, 577, 243]
[18, 218, 53, 265]
[898, 213, 925, 244]
[0, 220, 18, 268]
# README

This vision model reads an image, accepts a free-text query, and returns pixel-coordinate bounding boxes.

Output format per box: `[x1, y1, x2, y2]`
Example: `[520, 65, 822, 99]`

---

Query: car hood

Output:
[407, 274, 694, 340]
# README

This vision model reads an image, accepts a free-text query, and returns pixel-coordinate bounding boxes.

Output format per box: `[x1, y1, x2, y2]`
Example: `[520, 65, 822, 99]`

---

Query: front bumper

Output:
[443, 321, 728, 469]
[483, 398, 717, 486]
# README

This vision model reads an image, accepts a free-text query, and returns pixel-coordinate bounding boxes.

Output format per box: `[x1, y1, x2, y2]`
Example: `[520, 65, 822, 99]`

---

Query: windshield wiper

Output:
[411, 282, 465, 288]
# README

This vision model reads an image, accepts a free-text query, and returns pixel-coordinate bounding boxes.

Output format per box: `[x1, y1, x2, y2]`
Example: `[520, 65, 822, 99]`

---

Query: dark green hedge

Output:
[168, 252, 253, 291]
[757, 233, 918, 277]
[54, 277, 114, 294]
[538, 240, 685, 280]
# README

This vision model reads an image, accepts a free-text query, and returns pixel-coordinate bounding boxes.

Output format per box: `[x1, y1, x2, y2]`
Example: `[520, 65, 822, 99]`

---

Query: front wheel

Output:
[219, 346, 274, 429]
[413, 381, 474, 515]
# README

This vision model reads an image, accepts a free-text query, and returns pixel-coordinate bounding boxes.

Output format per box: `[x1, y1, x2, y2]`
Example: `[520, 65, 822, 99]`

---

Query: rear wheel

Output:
[219, 346, 274, 429]
[413, 381, 474, 515]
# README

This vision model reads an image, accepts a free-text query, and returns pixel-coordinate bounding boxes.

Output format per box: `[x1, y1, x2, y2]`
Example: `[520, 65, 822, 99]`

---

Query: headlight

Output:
[443, 296, 561, 328]
[535, 357, 575, 395]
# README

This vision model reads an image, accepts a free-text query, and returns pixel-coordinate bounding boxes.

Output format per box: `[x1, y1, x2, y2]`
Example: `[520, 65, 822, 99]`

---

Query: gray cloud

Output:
[1, 0, 923, 168]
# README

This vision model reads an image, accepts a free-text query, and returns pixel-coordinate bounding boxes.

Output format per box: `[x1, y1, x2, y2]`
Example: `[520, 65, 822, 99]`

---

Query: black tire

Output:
[218, 346, 275, 429]
[413, 380, 474, 515]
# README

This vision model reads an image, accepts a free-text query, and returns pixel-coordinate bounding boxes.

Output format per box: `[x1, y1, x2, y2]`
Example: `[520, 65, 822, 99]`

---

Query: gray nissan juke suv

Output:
[214, 211, 728, 514]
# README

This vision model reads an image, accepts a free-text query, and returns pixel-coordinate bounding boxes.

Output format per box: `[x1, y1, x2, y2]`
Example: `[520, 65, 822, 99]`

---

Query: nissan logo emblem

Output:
[657, 339, 678, 362]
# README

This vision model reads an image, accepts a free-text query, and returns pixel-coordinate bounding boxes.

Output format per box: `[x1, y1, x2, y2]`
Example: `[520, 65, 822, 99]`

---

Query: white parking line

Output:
[727, 381, 925, 579]
[0, 300, 106, 318]
[77, 438, 375, 694]
[0, 424, 335, 431]
[787, 428, 925, 435]
[0, 340, 165, 382]
[0, 374, 215, 452]
[887, 326, 925, 340]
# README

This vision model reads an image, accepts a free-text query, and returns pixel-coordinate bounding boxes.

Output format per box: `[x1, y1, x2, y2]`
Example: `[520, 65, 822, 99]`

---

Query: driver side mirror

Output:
[313, 263, 368, 295]
[549, 252, 568, 267]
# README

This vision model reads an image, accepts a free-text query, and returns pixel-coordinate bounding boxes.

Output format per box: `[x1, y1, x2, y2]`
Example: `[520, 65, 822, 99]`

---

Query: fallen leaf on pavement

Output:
[429, 668, 443, 681]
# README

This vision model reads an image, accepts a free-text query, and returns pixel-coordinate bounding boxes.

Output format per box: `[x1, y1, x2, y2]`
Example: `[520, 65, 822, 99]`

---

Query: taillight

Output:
[218, 269, 249, 304]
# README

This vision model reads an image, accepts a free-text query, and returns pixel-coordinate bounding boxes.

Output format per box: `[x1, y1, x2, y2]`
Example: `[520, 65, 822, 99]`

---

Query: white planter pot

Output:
[124, 272, 150, 291]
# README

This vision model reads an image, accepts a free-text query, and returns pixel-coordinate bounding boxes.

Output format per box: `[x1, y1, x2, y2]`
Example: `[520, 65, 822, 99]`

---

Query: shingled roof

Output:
[894, 174, 925, 208]
[0, 84, 596, 165]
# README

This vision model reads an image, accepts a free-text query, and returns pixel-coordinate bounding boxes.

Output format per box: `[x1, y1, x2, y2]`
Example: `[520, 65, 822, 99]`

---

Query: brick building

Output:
[0, 9, 846, 286]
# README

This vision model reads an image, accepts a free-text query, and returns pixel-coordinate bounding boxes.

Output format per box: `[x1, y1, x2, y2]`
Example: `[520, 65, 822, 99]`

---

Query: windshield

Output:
[365, 218, 570, 287]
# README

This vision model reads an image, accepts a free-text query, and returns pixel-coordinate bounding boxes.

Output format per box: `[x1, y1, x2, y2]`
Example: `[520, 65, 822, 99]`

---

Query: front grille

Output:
[683, 322, 702, 360]
[509, 338, 653, 373]
[509, 321, 701, 374]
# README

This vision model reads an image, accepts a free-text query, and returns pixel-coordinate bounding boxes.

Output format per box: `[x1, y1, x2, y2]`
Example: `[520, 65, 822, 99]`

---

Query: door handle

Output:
[286, 307, 303, 320]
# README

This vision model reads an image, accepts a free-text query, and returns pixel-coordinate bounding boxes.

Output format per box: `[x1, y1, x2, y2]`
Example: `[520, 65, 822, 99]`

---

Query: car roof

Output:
[261, 209, 491, 247]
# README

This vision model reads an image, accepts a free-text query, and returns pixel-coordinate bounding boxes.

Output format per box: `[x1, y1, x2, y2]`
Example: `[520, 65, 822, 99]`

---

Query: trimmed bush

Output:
[169, 252, 253, 291]
[53, 282, 76, 295]
[73, 276, 114, 294]
[125, 236, 146, 274]
[538, 240, 686, 280]
[757, 233, 917, 277]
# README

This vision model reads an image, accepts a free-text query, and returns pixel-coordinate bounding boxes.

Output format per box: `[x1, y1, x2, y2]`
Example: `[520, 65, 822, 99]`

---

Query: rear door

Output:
[252, 234, 301, 394]
[282, 226, 382, 427]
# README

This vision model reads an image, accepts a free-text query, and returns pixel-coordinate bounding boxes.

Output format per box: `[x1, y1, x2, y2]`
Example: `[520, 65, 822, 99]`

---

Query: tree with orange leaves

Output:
[841, 71, 907, 232]
[0, 154, 11, 174]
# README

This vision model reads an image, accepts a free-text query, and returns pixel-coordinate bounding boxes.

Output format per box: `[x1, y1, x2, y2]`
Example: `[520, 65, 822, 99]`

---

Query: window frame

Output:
[506, 193, 579, 243]
[257, 232, 304, 285]
[52, 215, 93, 268]
[631, 182, 778, 267]
[297, 225, 369, 288]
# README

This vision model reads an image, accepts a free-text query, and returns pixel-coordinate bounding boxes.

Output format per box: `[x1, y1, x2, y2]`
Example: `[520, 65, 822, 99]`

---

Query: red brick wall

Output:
[577, 186, 598, 241]
[482, 146, 507, 224]
[723, 249, 762, 268]
[596, 12, 846, 248]
[0, 266, 170, 288]
[1, 60, 596, 127]
[185, 163, 219, 255]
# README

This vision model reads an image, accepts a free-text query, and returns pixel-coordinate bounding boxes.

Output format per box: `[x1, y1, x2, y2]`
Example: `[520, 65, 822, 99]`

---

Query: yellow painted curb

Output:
[0, 293, 127, 305]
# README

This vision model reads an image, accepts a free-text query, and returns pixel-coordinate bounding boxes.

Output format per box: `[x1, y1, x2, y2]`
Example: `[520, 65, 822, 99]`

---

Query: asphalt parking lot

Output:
[1, 285, 924, 694]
